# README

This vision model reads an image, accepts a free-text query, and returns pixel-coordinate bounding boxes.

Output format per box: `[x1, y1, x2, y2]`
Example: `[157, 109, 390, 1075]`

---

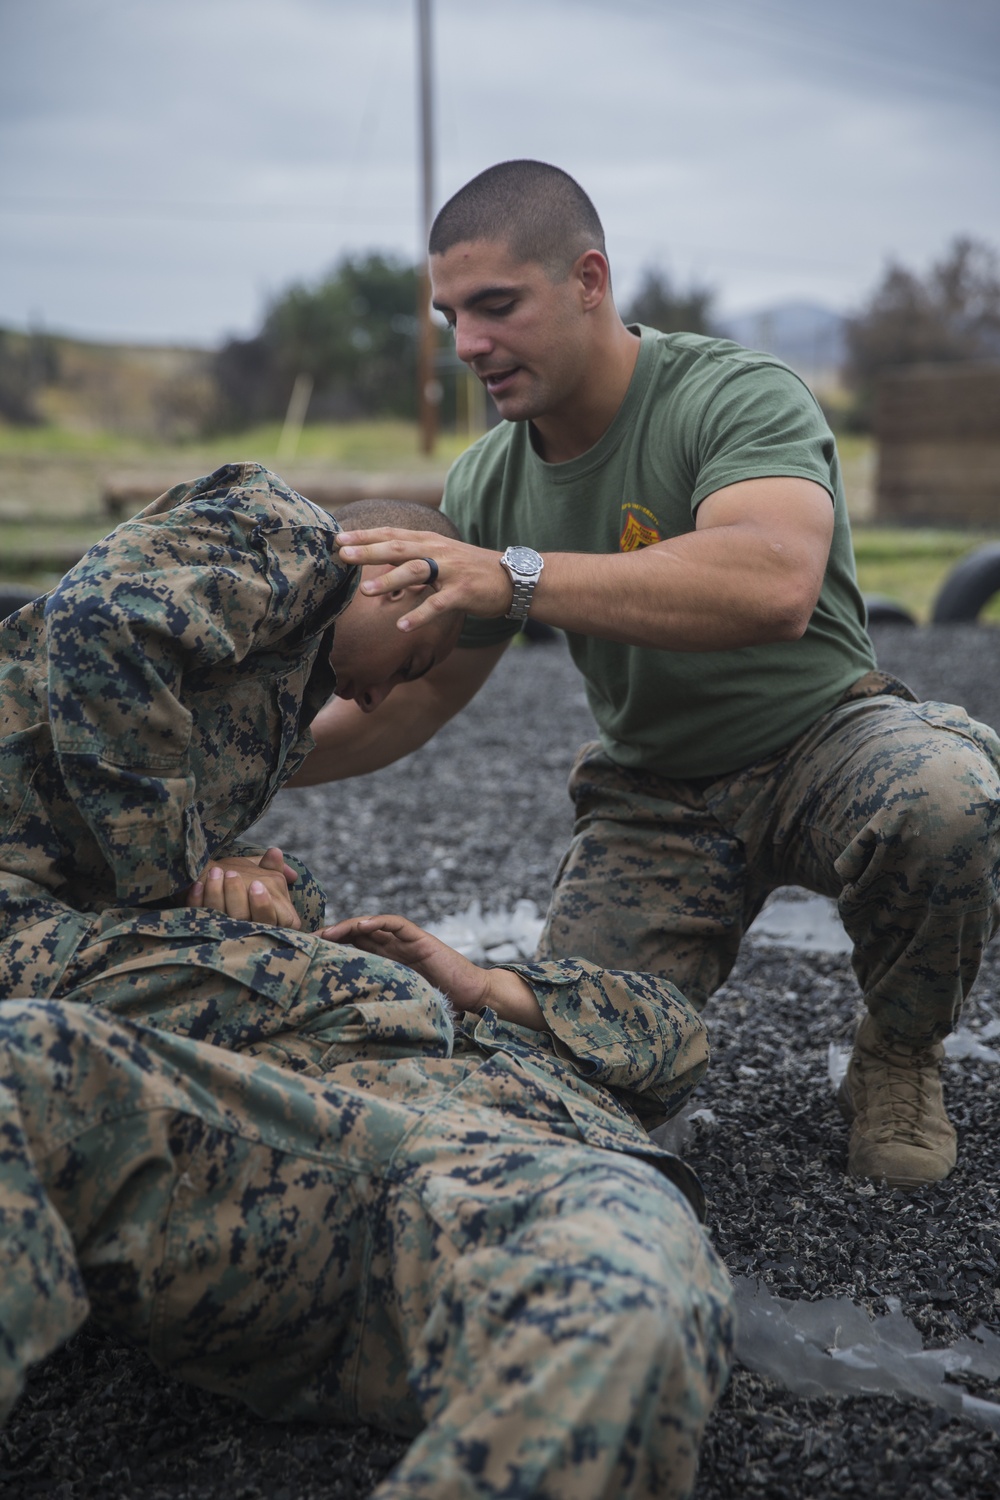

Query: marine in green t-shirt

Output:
[304, 159, 1000, 1193]
[442, 324, 875, 778]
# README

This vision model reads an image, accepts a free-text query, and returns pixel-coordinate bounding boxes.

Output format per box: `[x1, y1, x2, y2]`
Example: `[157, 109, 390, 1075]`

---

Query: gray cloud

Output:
[1, 0, 997, 342]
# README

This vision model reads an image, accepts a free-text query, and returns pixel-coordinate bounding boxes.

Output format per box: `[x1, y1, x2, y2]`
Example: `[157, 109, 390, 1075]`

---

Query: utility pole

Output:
[416, 0, 439, 455]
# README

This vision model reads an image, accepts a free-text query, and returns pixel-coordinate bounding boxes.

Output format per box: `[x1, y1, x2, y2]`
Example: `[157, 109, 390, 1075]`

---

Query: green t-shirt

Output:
[442, 326, 876, 779]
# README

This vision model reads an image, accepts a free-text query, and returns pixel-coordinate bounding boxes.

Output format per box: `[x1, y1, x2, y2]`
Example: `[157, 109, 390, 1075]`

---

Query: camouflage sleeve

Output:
[44, 464, 354, 905]
[493, 958, 709, 1105]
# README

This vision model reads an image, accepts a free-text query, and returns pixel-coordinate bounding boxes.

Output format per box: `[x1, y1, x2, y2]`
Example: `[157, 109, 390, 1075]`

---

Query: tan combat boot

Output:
[837, 1013, 957, 1188]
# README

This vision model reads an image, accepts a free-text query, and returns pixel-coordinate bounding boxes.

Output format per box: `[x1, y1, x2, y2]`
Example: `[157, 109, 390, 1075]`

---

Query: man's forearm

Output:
[336, 476, 836, 652]
[528, 527, 817, 651]
[288, 692, 444, 784]
[288, 641, 507, 786]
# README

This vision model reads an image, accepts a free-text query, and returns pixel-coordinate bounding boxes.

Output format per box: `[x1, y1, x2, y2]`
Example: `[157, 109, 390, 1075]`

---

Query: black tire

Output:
[0, 585, 40, 622]
[932, 544, 1000, 623]
[863, 595, 916, 628]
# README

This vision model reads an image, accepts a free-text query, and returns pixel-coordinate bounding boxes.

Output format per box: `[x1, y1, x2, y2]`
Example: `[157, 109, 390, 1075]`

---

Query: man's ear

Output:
[363, 563, 427, 606]
[576, 249, 610, 311]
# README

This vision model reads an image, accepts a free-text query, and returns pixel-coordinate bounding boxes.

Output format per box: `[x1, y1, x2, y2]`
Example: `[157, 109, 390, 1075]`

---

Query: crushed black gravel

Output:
[2, 623, 998, 1498]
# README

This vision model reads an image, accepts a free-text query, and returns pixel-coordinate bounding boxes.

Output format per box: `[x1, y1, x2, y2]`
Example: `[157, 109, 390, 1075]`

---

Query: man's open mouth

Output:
[482, 367, 519, 395]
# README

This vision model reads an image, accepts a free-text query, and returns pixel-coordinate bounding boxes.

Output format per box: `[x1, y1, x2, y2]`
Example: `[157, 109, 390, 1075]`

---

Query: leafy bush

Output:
[213, 253, 425, 429]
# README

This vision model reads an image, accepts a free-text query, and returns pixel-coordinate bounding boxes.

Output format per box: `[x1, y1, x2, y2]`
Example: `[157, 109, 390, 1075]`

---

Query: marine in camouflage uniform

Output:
[0, 462, 734, 1492]
[0, 951, 734, 1499]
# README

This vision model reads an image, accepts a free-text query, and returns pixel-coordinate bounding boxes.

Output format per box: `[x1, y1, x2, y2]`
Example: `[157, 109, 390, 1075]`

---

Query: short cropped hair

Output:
[332, 498, 461, 539]
[429, 160, 606, 279]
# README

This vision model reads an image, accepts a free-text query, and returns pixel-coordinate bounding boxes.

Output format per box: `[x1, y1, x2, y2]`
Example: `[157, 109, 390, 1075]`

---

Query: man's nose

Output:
[454, 317, 493, 365]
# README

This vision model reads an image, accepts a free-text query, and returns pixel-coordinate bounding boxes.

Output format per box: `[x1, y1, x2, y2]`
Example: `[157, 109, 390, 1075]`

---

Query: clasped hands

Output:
[184, 847, 543, 1030]
[185, 846, 303, 928]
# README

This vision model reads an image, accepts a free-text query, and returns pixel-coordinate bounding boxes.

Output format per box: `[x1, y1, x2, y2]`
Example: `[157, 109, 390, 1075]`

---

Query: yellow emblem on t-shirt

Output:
[619, 505, 662, 552]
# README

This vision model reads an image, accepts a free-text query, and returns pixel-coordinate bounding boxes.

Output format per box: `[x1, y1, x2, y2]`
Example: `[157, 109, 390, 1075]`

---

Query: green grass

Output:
[0, 424, 145, 458]
[852, 526, 1000, 623]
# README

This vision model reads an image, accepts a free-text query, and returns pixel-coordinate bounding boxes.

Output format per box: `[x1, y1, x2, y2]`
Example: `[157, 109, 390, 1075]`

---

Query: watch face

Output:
[505, 546, 542, 575]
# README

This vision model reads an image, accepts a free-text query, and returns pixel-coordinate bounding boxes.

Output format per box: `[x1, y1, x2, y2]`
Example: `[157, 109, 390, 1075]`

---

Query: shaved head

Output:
[332, 498, 460, 539]
[430, 160, 606, 280]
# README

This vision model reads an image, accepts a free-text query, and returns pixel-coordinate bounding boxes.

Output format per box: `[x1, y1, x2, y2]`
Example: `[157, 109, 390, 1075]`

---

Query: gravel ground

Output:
[2, 623, 999, 1498]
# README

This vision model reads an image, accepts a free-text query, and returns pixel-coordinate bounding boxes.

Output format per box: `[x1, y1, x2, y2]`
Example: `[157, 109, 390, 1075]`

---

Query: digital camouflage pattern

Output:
[539, 671, 1000, 1047]
[0, 954, 734, 1499]
[0, 460, 351, 967]
[0, 464, 734, 1495]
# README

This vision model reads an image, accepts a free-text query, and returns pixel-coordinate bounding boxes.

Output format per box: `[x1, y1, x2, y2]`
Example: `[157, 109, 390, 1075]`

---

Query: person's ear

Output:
[576, 249, 609, 310]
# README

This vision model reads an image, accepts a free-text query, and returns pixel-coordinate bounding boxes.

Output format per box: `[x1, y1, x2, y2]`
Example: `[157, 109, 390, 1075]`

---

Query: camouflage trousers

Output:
[539, 677, 1000, 1045]
[0, 998, 734, 1500]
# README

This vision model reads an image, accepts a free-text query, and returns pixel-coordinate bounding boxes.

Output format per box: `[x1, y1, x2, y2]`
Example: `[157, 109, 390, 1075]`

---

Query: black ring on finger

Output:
[421, 556, 440, 587]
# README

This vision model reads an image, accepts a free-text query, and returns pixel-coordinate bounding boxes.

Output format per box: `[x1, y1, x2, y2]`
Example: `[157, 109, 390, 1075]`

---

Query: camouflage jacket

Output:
[0, 463, 710, 1209]
[0, 462, 353, 958]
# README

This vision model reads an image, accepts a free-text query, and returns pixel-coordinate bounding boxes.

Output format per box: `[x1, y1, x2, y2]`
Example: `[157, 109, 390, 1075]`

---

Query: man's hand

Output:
[336, 528, 511, 634]
[186, 846, 302, 929]
[321, 912, 546, 1030]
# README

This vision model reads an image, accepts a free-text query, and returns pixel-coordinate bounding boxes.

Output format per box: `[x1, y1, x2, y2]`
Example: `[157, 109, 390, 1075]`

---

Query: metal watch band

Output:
[500, 547, 544, 621]
[506, 573, 538, 621]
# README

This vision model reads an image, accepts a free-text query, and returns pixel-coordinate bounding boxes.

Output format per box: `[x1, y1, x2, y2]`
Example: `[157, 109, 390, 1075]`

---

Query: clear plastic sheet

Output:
[425, 898, 545, 963]
[733, 1277, 1000, 1432]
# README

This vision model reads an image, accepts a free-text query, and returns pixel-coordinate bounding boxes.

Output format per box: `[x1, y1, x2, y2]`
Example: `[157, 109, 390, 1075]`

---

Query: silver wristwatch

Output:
[499, 545, 545, 621]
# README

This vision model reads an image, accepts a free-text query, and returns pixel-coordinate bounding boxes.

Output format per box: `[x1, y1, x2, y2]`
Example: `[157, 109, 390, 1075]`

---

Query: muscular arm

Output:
[337, 476, 835, 653]
[288, 639, 508, 785]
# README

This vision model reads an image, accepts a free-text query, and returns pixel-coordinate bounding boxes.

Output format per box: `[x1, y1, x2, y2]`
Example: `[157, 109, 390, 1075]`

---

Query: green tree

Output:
[622, 267, 716, 336]
[845, 236, 1000, 427]
[213, 254, 423, 429]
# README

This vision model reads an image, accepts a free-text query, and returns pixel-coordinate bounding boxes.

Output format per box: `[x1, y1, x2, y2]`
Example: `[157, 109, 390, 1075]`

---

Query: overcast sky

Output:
[1, 0, 998, 347]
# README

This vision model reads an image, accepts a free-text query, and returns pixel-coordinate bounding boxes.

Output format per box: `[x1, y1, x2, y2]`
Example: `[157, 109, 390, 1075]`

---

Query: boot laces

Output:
[859, 1040, 939, 1145]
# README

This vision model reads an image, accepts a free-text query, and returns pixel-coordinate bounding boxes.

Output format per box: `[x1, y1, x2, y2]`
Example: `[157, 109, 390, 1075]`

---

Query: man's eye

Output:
[487, 301, 514, 317]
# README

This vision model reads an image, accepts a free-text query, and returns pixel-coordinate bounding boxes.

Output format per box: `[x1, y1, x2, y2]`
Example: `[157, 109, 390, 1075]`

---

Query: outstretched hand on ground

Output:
[320, 912, 546, 1031]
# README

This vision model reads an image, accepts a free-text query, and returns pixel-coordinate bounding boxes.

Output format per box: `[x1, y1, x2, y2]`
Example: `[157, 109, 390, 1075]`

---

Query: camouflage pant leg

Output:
[0, 999, 426, 1432]
[1, 1001, 734, 1500]
[374, 1123, 734, 1500]
[55, 905, 455, 1071]
[542, 695, 1000, 1041]
[740, 693, 1000, 1044]
[537, 742, 753, 1008]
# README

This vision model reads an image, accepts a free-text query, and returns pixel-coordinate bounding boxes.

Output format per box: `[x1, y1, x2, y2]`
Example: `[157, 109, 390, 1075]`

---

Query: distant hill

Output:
[718, 301, 847, 380]
[0, 326, 214, 439]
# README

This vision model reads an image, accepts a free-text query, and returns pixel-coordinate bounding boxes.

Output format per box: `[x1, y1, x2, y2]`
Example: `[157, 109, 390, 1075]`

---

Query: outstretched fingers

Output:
[336, 527, 509, 628]
[319, 913, 491, 1011]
